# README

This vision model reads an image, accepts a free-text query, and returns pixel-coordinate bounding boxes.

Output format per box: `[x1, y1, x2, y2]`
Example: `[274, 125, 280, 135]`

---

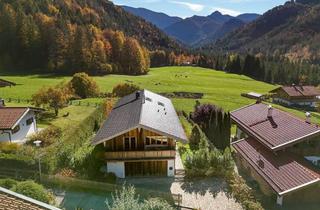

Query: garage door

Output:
[125, 161, 167, 176]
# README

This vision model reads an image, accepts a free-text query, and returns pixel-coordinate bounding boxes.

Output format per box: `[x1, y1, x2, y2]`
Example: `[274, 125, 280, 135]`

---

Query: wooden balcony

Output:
[105, 150, 176, 161]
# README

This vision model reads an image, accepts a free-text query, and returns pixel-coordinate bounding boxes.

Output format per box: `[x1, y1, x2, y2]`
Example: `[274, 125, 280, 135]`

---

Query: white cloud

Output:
[170, 1, 205, 12]
[211, 7, 241, 16]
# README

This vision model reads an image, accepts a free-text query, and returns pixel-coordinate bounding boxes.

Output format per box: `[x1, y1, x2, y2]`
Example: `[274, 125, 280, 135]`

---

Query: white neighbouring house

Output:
[92, 90, 187, 178]
[0, 99, 41, 143]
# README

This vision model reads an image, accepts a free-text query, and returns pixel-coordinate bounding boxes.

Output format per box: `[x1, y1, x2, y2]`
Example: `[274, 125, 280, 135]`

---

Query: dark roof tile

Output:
[92, 90, 187, 145]
[232, 137, 320, 195]
[271, 86, 320, 97]
[231, 103, 320, 150]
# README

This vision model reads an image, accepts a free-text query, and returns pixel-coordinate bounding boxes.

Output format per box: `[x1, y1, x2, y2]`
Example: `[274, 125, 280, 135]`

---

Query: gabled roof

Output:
[231, 103, 320, 151]
[270, 85, 320, 97]
[0, 107, 29, 130]
[92, 90, 187, 145]
[232, 137, 320, 195]
[0, 187, 61, 210]
[0, 78, 16, 87]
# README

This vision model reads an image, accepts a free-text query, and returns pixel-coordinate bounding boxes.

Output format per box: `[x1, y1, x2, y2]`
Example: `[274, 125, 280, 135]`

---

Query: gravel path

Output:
[171, 151, 242, 210]
[170, 177, 242, 210]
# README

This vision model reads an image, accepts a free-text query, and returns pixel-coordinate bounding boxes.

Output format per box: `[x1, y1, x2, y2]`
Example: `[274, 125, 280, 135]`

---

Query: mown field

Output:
[1, 66, 319, 123]
[1, 66, 274, 111]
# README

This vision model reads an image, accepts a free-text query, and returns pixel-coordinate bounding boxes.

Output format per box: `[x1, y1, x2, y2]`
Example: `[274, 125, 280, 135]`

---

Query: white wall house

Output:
[0, 105, 39, 143]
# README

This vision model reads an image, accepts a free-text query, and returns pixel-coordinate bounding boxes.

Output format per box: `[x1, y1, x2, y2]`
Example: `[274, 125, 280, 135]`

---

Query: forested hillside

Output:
[0, 0, 179, 75]
[207, 0, 320, 64]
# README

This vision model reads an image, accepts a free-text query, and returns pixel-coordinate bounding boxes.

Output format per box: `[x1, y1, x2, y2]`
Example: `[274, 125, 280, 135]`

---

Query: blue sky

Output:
[112, 0, 288, 18]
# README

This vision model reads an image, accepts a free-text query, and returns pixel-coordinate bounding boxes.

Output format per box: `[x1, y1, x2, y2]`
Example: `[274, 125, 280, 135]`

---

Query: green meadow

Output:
[1, 66, 319, 123]
[0, 66, 274, 112]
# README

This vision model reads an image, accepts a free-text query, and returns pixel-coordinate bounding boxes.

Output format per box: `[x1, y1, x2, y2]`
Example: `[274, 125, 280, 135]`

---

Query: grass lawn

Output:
[6, 101, 96, 129]
[1, 66, 319, 123]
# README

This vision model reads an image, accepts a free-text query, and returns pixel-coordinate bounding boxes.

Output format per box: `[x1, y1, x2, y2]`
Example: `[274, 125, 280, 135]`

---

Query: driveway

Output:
[123, 151, 242, 210]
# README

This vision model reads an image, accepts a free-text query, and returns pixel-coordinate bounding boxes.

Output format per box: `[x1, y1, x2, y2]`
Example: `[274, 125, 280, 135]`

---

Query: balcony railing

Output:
[105, 150, 176, 160]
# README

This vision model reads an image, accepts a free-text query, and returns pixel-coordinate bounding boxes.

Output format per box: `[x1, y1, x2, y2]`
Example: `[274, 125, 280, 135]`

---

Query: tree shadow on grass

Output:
[38, 111, 57, 126]
[179, 177, 232, 199]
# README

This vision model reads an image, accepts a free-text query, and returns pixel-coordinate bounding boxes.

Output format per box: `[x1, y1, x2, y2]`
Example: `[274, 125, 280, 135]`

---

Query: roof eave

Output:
[91, 125, 140, 146]
[92, 124, 188, 146]
[271, 130, 320, 151]
[10, 108, 30, 130]
[139, 124, 188, 143]
[278, 178, 320, 196]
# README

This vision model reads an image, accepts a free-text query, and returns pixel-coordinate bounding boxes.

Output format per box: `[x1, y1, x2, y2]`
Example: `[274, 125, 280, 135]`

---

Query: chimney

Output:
[0, 99, 5, 107]
[267, 105, 273, 118]
[306, 112, 311, 124]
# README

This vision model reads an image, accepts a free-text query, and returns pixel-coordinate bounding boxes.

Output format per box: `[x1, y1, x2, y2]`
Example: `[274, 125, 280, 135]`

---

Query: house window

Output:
[26, 117, 34, 125]
[146, 137, 150, 145]
[131, 137, 136, 149]
[124, 137, 136, 150]
[145, 136, 169, 148]
[158, 101, 164, 107]
[124, 137, 130, 150]
[12, 125, 20, 134]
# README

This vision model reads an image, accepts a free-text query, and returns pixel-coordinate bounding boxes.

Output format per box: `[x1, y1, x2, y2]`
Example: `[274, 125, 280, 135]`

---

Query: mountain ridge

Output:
[122, 6, 260, 46]
[206, 1, 320, 63]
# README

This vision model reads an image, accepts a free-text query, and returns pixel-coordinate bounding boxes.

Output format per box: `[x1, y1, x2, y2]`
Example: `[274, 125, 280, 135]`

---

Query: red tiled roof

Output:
[0, 187, 60, 210]
[271, 86, 320, 97]
[232, 137, 320, 195]
[0, 107, 28, 129]
[231, 103, 320, 150]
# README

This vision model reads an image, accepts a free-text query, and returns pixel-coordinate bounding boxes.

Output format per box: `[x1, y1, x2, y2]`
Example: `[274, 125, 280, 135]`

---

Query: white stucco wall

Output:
[167, 159, 175, 177]
[273, 98, 317, 107]
[107, 161, 125, 178]
[0, 111, 37, 143]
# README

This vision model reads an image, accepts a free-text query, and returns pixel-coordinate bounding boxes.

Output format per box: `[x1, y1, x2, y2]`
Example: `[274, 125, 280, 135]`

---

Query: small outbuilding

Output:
[0, 78, 16, 87]
[0, 99, 41, 143]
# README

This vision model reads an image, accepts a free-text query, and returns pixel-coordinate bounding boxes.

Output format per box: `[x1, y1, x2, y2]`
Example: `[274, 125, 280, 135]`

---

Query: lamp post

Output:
[33, 140, 42, 182]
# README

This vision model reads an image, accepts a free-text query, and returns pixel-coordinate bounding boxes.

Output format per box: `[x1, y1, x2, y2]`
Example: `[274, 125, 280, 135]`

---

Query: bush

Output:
[70, 72, 100, 98]
[189, 124, 201, 150]
[0, 178, 17, 189]
[106, 185, 174, 210]
[112, 83, 140, 97]
[11, 180, 52, 203]
[227, 173, 264, 210]
[98, 63, 113, 75]
[184, 131, 234, 178]
[0, 142, 20, 154]
[105, 172, 117, 184]
[28, 126, 62, 147]
[54, 104, 108, 172]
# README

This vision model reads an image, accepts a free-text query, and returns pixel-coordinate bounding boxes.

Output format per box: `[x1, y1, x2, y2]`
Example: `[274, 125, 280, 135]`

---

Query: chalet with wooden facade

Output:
[92, 90, 187, 178]
[270, 85, 320, 108]
[231, 103, 320, 206]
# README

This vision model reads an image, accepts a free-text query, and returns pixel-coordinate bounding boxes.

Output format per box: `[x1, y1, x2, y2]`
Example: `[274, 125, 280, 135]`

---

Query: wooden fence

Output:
[3, 97, 101, 107]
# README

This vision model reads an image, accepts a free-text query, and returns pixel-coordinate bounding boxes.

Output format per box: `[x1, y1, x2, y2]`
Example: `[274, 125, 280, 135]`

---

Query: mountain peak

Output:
[210, 11, 223, 16]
